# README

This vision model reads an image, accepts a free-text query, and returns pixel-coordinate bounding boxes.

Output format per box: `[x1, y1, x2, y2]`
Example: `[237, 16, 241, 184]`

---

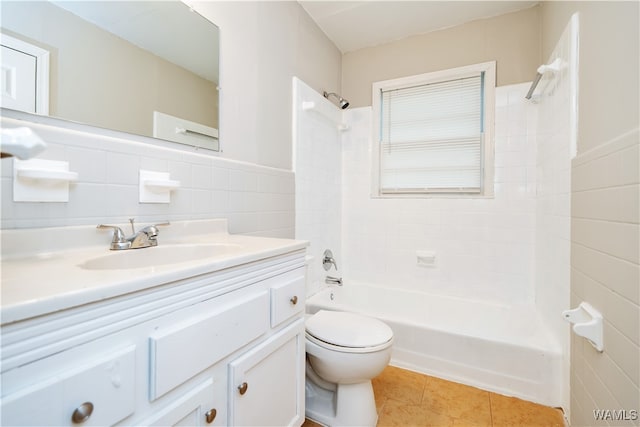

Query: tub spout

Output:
[325, 276, 342, 286]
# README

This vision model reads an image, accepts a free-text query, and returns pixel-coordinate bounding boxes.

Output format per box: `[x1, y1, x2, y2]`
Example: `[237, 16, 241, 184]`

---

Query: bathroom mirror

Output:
[0, 1, 220, 151]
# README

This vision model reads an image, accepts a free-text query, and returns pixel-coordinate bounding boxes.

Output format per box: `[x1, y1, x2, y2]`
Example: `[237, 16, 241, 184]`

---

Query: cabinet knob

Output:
[290, 295, 298, 305]
[238, 382, 248, 395]
[71, 402, 94, 424]
[205, 408, 217, 424]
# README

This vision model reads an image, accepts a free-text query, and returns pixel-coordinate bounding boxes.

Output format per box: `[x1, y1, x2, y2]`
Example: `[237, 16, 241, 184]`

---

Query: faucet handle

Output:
[128, 218, 170, 233]
[322, 249, 338, 271]
[140, 221, 170, 235]
[97, 224, 125, 240]
[97, 224, 129, 250]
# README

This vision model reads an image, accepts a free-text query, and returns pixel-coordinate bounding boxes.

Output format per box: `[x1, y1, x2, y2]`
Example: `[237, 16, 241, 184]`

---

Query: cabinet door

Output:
[136, 379, 221, 427]
[228, 319, 305, 427]
[1, 346, 135, 427]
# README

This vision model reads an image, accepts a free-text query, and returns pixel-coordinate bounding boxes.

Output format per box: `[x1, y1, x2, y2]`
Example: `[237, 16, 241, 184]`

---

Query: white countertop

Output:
[1, 219, 307, 324]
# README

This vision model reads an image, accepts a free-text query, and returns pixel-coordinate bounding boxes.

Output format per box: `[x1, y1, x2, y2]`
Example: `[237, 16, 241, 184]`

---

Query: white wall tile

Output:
[211, 167, 229, 190]
[192, 189, 213, 214]
[106, 152, 139, 185]
[570, 129, 640, 425]
[1, 116, 295, 236]
[338, 84, 539, 305]
[192, 164, 213, 190]
[210, 190, 229, 214]
[229, 169, 258, 192]
[168, 161, 193, 189]
[67, 147, 108, 184]
[139, 156, 168, 173]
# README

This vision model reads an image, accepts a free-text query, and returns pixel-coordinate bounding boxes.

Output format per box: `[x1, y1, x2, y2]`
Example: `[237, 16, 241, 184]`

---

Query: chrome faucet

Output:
[97, 218, 169, 250]
[325, 276, 342, 286]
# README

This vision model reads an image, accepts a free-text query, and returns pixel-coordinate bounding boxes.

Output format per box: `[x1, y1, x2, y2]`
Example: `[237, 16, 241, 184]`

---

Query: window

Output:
[372, 62, 495, 197]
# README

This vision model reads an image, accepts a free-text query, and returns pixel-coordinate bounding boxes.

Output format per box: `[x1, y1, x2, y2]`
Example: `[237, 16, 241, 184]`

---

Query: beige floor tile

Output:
[301, 418, 324, 427]
[490, 393, 565, 427]
[378, 398, 455, 427]
[373, 365, 428, 405]
[304, 366, 565, 427]
[422, 376, 492, 427]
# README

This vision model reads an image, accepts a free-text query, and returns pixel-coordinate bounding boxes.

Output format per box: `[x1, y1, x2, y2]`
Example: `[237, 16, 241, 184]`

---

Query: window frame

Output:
[371, 61, 496, 198]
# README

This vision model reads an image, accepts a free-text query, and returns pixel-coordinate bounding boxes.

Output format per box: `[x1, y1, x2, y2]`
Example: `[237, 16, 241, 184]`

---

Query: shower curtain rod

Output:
[525, 58, 563, 100]
[525, 73, 543, 100]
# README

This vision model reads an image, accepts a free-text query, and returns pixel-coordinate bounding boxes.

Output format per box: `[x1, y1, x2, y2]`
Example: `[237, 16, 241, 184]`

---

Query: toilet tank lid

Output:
[306, 310, 394, 348]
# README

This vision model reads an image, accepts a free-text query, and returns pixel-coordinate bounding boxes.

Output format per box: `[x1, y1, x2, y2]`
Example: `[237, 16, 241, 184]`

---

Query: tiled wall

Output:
[569, 129, 639, 427]
[340, 83, 538, 305]
[293, 78, 342, 295]
[0, 114, 295, 238]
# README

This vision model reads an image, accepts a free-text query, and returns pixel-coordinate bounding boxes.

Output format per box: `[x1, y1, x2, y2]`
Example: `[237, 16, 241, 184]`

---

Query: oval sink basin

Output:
[79, 243, 243, 270]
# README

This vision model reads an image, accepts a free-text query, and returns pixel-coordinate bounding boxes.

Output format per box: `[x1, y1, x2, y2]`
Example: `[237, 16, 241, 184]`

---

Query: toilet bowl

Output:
[305, 310, 394, 427]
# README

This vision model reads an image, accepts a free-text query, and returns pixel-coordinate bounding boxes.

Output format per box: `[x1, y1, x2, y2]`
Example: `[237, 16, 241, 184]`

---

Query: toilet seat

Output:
[306, 332, 393, 354]
[306, 310, 394, 353]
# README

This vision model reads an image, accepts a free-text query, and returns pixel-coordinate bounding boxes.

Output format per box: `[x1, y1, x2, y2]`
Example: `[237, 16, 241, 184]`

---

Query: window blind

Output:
[379, 74, 484, 193]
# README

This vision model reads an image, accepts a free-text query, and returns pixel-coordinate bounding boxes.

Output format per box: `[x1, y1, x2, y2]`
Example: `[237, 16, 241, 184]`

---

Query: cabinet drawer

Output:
[1, 346, 136, 427]
[150, 291, 269, 400]
[270, 272, 305, 328]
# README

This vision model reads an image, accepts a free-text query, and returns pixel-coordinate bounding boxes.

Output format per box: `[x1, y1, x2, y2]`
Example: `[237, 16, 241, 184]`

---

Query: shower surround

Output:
[341, 84, 538, 306]
[294, 77, 571, 408]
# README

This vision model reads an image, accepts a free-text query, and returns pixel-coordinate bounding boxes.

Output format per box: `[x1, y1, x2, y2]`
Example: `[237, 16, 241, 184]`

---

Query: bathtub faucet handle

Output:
[325, 276, 342, 286]
[322, 249, 338, 271]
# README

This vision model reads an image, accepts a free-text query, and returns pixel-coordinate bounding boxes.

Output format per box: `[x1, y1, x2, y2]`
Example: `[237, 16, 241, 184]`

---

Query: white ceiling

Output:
[299, 1, 538, 53]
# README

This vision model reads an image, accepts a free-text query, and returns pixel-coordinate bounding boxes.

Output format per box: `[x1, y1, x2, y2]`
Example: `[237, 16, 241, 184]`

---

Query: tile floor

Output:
[302, 365, 566, 427]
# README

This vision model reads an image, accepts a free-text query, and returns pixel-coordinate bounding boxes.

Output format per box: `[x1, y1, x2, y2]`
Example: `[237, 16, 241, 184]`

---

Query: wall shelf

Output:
[139, 170, 180, 204]
[13, 158, 78, 202]
[16, 168, 78, 182]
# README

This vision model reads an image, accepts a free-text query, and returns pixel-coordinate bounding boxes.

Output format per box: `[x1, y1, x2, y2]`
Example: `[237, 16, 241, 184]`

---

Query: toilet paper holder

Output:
[562, 302, 603, 352]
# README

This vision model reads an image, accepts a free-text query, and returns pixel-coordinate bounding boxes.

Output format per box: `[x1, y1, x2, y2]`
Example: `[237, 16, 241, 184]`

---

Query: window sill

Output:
[371, 191, 495, 199]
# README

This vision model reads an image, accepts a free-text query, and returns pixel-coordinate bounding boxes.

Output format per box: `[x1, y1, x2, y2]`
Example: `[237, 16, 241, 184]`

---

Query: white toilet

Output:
[305, 310, 394, 427]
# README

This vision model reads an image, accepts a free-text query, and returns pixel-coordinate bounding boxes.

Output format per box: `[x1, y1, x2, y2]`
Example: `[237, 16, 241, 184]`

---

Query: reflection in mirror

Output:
[0, 1, 220, 151]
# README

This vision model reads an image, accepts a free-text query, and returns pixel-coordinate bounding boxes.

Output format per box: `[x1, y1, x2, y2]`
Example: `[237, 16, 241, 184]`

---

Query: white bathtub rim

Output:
[343, 279, 518, 309]
[306, 284, 562, 354]
[309, 279, 515, 310]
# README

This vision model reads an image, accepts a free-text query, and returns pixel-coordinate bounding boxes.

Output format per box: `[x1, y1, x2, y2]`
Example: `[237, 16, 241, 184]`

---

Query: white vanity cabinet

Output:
[0, 250, 306, 427]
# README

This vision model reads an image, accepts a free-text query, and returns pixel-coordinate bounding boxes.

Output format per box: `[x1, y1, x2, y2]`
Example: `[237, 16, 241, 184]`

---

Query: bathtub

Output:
[305, 282, 563, 407]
